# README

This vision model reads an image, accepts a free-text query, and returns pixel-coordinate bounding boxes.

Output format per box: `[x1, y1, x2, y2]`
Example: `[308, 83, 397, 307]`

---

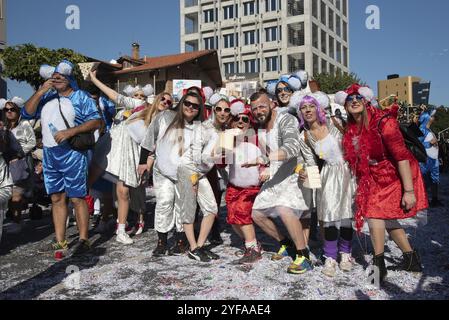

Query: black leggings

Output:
[324, 227, 353, 242]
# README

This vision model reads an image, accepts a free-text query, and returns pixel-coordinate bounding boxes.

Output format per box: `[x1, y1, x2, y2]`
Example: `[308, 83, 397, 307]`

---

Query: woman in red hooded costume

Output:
[336, 84, 428, 284]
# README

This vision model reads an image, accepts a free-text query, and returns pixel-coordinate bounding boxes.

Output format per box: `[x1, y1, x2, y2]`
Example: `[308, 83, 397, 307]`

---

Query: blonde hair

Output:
[128, 92, 172, 127]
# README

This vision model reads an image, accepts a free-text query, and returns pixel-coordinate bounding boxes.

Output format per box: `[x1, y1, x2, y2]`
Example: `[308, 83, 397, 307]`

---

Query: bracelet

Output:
[404, 189, 415, 194]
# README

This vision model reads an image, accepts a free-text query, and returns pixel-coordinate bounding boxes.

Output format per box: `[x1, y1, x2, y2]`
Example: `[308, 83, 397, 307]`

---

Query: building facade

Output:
[0, 0, 7, 98]
[378, 75, 429, 106]
[180, 0, 350, 86]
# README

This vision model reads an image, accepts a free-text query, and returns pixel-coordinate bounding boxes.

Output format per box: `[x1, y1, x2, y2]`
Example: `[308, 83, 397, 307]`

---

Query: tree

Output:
[0, 44, 88, 90]
[313, 71, 366, 94]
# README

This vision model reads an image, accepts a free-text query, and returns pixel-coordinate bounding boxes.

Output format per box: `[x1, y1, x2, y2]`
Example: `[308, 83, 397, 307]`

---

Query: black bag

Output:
[9, 158, 30, 183]
[378, 115, 427, 163]
[57, 98, 95, 151]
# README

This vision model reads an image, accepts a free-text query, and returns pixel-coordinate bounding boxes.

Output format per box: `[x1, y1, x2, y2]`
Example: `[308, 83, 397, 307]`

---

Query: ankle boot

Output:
[369, 253, 388, 284]
[389, 250, 423, 272]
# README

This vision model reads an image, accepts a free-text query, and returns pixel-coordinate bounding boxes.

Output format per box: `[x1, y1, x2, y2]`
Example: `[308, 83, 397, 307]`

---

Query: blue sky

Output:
[4, 0, 449, 106]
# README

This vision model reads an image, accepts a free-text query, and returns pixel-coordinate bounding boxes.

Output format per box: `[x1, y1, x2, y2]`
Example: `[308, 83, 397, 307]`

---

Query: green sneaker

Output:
[38, 240, 69, 254]
[271, 245, 296, 261]
[287, 255, 314, 274]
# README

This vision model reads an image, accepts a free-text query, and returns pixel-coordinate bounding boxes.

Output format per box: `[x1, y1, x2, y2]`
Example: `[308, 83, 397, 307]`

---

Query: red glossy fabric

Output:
[343, 106, 428, 231]
[225, 184, 260, 225]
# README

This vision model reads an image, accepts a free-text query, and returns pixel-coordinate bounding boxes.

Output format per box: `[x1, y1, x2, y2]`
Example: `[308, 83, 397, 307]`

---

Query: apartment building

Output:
[180, 0, 350, 85]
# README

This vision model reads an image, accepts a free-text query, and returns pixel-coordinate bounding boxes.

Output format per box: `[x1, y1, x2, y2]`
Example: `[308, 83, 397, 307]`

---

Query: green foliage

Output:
[313, 71, 366, 94]
[0, 44, 88, 90]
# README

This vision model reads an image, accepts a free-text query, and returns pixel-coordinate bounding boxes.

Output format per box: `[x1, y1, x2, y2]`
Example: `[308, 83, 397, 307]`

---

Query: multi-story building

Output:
[180, 0, 350, 85]
[378, 75, 431, 106]
[0, 0, 7, 97]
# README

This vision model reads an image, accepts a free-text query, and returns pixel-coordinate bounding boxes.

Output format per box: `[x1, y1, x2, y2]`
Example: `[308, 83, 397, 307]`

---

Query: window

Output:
[265, 26, 281, 42]
[266, 56, 280, 72]
[312, 23, 319, 49]
[321, 30, 327, 54]
[329, 64, 335, 75]
[312, 0, 318, 18]
[336, 15, 342, 37]
[343, 0, 347, 16]
[224, 5, 234, 19]
[244, 59, 259, 73]
[224, 34, 237, 48]
[336, 41, 342, 63]
[204, 37, 217, 50]
[328, 8, 334, 31]
[343, 46, 348, 67]
[265, 0, 279, 12]
[329, 35, 335, 59]
[224, 62, 238, 75]
[244, 1, 256, 16]
[321, 59, 327, 73]
[204, 9, 215, 23]
[336, 0, 341, 11]
[244, 30, 258, 45]
[320, 1, 326, 25]
[313, 54, 319, 76]
[343, 21, 348, 42]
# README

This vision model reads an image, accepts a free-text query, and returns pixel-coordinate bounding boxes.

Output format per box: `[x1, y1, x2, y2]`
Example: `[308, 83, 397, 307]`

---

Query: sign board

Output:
[173, 79, 202, 97]
[225, 81, 258, 99]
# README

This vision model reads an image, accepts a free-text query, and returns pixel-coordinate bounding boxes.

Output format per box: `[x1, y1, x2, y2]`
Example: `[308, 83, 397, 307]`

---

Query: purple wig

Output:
[297, 95, 327, 129]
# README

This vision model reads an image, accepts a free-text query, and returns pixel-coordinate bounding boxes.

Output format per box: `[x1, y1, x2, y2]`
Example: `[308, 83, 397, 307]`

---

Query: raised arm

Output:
[24, 79, 55, 117]
[89, 70, 119, 103]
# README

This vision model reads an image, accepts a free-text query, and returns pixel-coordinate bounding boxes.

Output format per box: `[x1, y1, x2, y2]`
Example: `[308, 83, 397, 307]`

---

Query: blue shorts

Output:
[43, 144, 88, 198]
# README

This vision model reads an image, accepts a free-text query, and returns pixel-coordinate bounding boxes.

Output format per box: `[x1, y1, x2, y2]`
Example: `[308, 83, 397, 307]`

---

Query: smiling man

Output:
[22, 60, 102, 259]
[244, 92, 316, 274]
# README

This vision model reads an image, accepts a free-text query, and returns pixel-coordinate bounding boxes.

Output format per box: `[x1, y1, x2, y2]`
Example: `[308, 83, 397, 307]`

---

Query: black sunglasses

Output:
[5, 107, 18, 113]
[215, 106, 231, 113]
[235, 115, 250, 123]
[161, 96, 172, 106]
[183, 100, 200, 110]
[346, 95, 364, 103]
[276, 87, 293, 94]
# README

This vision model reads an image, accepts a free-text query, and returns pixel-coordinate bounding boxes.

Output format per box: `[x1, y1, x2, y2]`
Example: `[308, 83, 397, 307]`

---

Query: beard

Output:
[256, 109, 272, 126]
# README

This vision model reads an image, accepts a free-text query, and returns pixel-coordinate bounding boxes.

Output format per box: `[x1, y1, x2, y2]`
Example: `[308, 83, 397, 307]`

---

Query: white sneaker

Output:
[135, 222, 145, 236]
[322, 257, 338, 277]
[116, 232, 134, 245]
[339, 253, 353, 272]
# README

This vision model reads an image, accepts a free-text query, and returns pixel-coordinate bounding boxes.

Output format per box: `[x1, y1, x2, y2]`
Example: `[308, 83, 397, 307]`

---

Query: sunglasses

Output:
[183, 100, 200, 110]
[234, 115, 250, 123]
[346, 95, 364, 103]
[161, 96, 172, 106]
[215, 106, 231, 113]
[5, 107, 18, 113]
[276, 87, 293, 94]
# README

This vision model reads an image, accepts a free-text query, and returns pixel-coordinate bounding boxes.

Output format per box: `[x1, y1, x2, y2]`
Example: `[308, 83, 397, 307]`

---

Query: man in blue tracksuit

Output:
[418, 109, 442, 207]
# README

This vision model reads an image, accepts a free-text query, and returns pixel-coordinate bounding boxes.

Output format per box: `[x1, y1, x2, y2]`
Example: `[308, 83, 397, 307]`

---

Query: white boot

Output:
[116, 231, 134, 245]
[339, 253, 353, 272]
[322, 257, 338, 277]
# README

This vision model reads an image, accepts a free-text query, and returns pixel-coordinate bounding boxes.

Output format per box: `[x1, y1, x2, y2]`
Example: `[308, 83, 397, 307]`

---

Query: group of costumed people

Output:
[0, 59, 430, 285]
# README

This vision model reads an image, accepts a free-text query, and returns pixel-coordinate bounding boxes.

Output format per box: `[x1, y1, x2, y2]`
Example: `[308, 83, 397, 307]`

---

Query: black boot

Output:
[153, 233, 168, 257]
[169, 232, 188, 256]
[369, 253, 388, 285]
[388, 250, 423, 272]
[430, 184, 444, 207]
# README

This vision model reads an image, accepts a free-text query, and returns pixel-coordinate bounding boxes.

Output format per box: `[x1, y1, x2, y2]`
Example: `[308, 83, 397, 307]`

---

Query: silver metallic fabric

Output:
[93, 120, 142, 188]
[152, 167, 183, 233]
[11, 120, 37, 155]
[252, 113, 311, 218]
[0, 155, 13, 243]
[301, 121, 356, 225]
